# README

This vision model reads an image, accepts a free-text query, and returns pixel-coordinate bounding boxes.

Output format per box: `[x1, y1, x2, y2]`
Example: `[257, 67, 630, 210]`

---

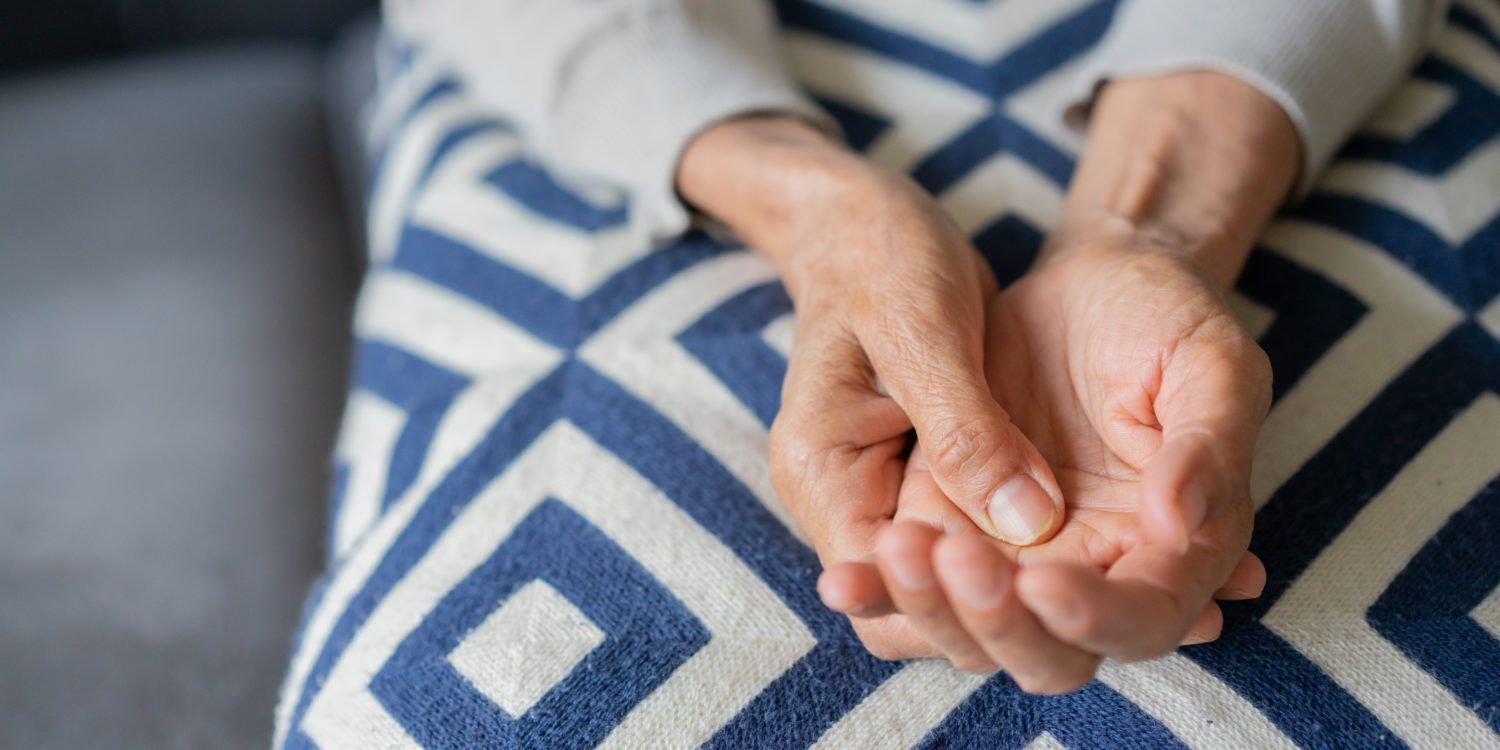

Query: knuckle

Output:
[1219, 323, 1273, 407]
[862, 295, 980, 372]
[862, 319, 931, 378]
[922, 415, 1006, 485]
[768, 417, 817, 490]
[1225, 493, 1256, 548]
[768, 416, 841, 530]
[767, 416, 800, 463]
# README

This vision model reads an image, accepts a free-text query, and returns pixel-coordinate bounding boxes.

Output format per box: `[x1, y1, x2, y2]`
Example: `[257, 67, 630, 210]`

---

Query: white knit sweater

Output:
[384, 0, 1450, 238]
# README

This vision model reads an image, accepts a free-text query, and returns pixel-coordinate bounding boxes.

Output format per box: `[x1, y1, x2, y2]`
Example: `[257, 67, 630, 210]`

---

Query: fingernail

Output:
[987, 475, 1057, 545]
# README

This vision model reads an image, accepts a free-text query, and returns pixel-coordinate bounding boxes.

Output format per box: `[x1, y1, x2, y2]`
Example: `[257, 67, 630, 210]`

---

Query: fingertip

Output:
[1181, 601, 1224, 646]
[816, 567, 857, 612]
[1215, 551, 1267, 600]
[877, 522, 940, 591]
[818, 562, 894, 616]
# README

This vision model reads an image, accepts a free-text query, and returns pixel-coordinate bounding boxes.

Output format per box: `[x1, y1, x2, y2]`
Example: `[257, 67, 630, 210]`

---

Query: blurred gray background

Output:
[1, 2, 380, 747]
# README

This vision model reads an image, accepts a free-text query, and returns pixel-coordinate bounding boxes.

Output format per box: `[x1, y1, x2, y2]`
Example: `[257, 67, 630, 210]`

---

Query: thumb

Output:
[918, 398, 1066, 546]
[1143, 336, 1271, 551]
[862, 320, 1064, 546]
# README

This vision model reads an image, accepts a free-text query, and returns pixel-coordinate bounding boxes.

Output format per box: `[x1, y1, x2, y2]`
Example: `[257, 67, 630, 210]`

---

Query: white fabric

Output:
[1064, 0, 1451, 196]
[383, 0, 836, 237]
[276, 4, 1500, 748]
[386, 0, 1445, 233]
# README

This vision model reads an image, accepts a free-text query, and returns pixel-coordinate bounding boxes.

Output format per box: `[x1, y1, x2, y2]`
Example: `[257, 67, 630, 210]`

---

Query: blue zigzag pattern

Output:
[282, 1, 1500, 748]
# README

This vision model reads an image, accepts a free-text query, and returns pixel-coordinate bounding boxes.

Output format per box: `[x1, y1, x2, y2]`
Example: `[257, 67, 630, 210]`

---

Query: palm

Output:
[818, 240, 1270, 669]
[897, 241, 1261, 581]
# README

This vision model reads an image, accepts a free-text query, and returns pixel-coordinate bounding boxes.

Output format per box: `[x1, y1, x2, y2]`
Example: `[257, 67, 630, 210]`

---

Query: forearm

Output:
[676, 117, 844, 262]
[677, 116, 939, 304]
[1046, 72, 1301, 291]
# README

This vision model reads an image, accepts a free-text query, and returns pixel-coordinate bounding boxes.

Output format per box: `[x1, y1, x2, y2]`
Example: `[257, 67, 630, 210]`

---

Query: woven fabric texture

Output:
[275, 1, 1500, 747]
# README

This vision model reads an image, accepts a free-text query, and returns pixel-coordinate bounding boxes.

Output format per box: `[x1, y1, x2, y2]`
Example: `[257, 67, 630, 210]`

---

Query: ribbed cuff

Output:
[1060, 0, 1443, 199]
[545, 2, 838, 239]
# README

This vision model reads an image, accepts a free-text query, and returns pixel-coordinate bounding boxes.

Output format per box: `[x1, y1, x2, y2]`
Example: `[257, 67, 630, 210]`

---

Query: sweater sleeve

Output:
[383, 0, 835, 238]
[1062, 0, 1452, 196]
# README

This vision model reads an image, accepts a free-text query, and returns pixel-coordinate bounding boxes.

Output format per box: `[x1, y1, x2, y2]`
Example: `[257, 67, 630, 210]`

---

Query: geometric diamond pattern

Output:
[445, 579, 606, 719]
[276, 1, 1500, 748]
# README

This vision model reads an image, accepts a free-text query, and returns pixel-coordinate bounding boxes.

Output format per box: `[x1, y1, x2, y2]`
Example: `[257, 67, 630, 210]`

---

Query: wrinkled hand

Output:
[818, 69, 1299, 691]
[764, 157, 1076, 651]
[820, 235, 1273, 692]
[677, 117, 1073, 662]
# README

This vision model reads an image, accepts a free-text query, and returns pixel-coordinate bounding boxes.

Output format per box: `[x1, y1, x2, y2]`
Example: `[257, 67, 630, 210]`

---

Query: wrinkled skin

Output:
[816, 236, 1272, 693]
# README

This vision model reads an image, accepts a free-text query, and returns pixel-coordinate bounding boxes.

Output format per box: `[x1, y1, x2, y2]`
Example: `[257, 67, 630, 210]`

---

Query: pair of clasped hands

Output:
[678, 73, 1298, 693]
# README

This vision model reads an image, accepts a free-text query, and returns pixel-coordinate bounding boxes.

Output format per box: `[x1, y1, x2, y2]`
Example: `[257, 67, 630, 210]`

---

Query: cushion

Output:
[275, 1, 1500, 748]
[0, 46, 357, 749]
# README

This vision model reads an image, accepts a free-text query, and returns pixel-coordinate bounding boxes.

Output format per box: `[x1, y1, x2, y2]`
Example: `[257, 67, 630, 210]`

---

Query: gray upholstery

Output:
[0, 45, 357, 749]
[322, 11, 382, 253]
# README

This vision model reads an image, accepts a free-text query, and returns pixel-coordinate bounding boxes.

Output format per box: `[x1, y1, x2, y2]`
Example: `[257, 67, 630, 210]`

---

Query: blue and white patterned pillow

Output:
[275, 1, 1500, 747]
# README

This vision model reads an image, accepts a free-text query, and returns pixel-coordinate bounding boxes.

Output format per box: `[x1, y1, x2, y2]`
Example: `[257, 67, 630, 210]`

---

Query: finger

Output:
[818, 567, 943, 662]
[876, 522, 996, 673]
[822, 445, 985, 621]
[1181, 601, 1223, 645]
[849, 615, 943, 662]
[770, 323, 910, 553]
[933, 534, 1102, 694]
[859, 300, 1065, 546]
[891, 443, 987, 534]
[1144, 331, 1271, 551]
[818, 562, 895, 617]
[1015, 525, 1244, 661]
[1214, 551, 1266, 600]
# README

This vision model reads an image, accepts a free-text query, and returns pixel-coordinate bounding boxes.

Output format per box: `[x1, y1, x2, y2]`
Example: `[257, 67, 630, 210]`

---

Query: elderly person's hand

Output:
[817, 71, 1301, 690]
[820, 233, 1273, 691]
[676, 117, 1070, 660]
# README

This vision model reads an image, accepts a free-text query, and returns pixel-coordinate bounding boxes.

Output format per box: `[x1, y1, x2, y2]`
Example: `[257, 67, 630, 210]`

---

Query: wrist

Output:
[1044, 72, 1300, 290]
[676, 115, 868, 265]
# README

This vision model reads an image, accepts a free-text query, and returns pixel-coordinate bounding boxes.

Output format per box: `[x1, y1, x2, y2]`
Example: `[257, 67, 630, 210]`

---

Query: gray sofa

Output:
[0, 15, 379, 749]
